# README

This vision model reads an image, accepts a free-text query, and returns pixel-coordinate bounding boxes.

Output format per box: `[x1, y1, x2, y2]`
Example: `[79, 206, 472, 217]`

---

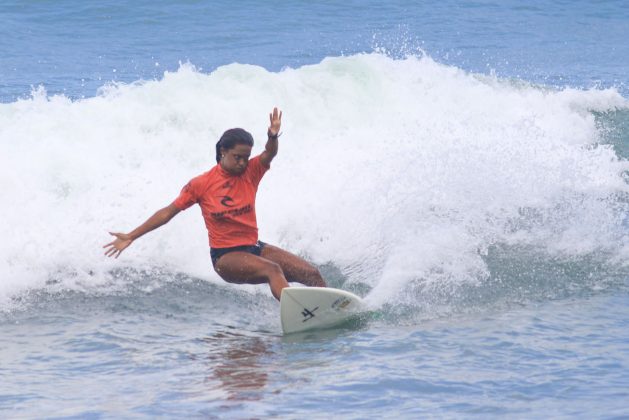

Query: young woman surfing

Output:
[104, 108, 327, 300]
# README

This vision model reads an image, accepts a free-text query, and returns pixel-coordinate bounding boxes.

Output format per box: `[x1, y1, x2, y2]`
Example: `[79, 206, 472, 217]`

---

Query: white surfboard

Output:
[280, 287, 364, 334]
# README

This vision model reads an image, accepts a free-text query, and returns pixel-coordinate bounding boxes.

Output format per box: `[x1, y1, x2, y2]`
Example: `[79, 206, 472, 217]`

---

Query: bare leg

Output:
[214, 251, 289, 300]
[260, 244, 327, 287]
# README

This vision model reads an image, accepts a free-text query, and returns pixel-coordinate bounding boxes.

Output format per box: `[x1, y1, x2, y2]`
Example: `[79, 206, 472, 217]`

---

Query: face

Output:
[220, 144, 252, 175]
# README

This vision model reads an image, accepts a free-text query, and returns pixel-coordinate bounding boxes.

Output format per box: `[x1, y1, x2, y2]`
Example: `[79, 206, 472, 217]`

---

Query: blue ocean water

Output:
[1, 1, 629, 418]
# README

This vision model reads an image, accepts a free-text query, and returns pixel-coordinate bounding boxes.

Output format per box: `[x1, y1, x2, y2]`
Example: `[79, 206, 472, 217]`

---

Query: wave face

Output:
[1, 53, 628, 311]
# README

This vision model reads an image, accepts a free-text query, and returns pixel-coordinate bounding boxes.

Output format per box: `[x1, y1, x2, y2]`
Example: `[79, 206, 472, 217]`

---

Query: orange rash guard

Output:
[172, 155, 269, 248]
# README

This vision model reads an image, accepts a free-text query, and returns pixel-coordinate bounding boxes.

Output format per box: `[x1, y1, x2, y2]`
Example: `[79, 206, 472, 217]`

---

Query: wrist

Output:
[126, 230, 139, 241]
[267, 130, 281, 140]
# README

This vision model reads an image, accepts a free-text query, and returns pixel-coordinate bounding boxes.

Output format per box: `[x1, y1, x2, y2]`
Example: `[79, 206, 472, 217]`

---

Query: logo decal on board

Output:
[331, 297, 351, 310]
[301, 306, 319, 322]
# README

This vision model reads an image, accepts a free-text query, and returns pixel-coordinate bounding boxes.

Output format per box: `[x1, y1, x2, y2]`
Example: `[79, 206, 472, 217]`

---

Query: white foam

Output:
[1, 54, 628, 310]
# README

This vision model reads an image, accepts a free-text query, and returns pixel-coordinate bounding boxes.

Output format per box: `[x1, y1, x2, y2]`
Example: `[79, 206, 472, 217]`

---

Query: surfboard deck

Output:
[280, 287, 364, 334]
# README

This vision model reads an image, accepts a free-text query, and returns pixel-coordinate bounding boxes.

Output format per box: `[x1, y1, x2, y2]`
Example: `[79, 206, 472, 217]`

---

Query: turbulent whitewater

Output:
[1, 54, 628, 313]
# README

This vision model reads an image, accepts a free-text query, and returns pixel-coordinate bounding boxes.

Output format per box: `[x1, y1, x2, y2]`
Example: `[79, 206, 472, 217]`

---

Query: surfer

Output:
[104, 107, 326, 300]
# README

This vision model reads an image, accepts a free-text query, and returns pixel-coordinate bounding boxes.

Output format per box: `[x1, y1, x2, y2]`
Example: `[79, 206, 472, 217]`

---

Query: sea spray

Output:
[1, 53, 628, 311]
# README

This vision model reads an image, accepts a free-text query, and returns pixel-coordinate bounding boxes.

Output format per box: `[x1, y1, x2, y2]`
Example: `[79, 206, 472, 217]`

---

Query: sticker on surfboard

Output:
[280, 287, 364, 334]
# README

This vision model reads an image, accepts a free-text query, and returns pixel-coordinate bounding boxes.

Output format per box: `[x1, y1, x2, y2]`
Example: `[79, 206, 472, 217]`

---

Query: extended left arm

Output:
[260, 107, 282, 167]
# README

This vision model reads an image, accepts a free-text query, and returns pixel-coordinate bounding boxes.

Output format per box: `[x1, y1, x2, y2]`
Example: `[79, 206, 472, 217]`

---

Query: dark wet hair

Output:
[215, 128, 254, 163]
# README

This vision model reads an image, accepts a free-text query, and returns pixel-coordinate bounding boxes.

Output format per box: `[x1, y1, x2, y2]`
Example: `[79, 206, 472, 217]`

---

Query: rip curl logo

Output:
[219, 195, 235, 207]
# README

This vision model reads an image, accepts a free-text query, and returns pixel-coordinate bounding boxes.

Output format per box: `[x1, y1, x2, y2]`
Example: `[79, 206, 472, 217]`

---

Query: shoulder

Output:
[173, 169, 215, 210]
[249, 155, 270, 171]
[243, 155, 269, 186]
[184, 167, 218, 192]
[191, 168, 214, 183]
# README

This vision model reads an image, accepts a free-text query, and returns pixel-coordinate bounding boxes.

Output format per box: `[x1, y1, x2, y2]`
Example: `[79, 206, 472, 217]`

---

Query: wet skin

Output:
[220, 144, 252, 175]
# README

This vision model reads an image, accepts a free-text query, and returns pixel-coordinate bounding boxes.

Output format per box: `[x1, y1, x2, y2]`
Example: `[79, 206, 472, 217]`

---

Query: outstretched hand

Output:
[103, 232, 133, 258]
[268, 107, 282, 136]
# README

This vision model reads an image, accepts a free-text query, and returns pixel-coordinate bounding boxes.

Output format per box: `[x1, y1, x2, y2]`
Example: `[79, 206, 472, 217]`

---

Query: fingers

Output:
[103, 232, 128, 258]
[269, 107, 282, 123]
[103, 234, 121, 248]
[104, 245, 118, 258]
[268, 108, 282, 136]
[104, 245, 123, 259]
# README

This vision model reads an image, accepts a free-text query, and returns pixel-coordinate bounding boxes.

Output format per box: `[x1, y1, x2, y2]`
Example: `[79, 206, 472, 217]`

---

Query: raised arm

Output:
[260, 107, 282, 167]
[104, 203, 181, 258]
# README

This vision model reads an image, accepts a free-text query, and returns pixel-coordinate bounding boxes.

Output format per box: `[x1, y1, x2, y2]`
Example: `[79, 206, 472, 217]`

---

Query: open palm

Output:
[268, 107, 282, 136]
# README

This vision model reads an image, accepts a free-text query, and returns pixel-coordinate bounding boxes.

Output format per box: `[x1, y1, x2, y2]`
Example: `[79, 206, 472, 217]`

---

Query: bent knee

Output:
[301, 265, 326, 287]
[304, 265, 322, 279]
[261, 260, 284, 278]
